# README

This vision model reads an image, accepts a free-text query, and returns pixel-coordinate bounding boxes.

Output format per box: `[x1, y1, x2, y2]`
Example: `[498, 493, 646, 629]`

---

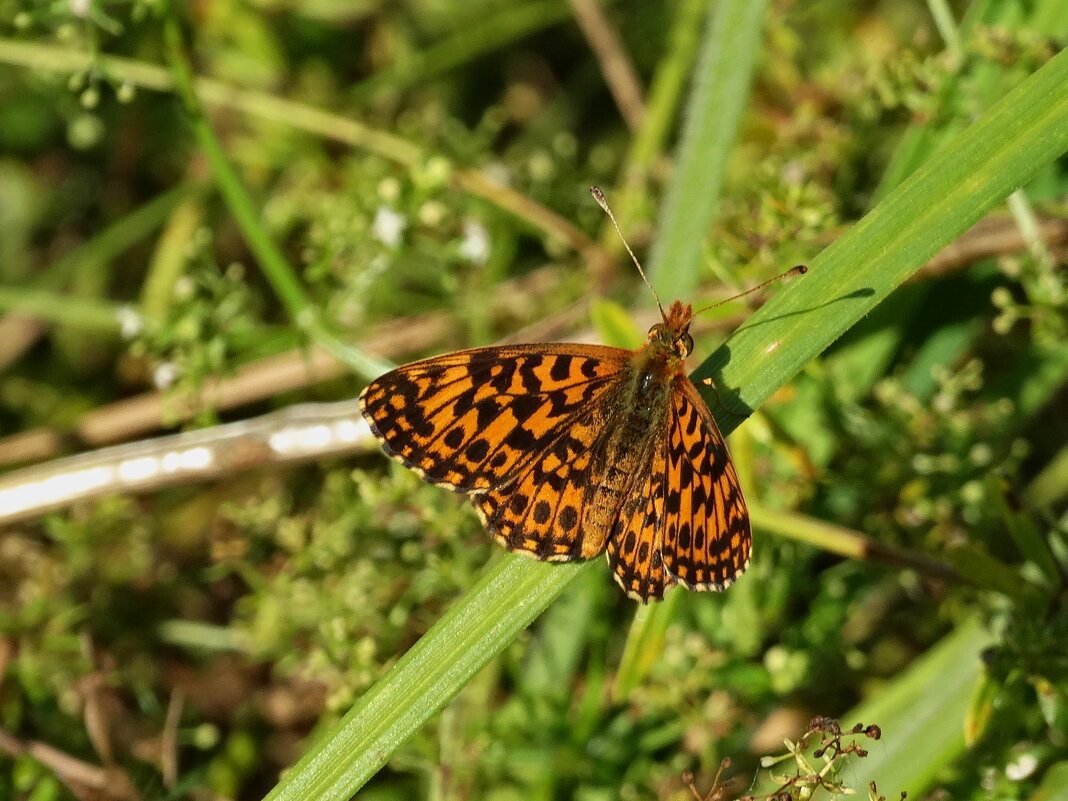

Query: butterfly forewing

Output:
[359, 345, 627, 492]
[473, 403, 605, 561]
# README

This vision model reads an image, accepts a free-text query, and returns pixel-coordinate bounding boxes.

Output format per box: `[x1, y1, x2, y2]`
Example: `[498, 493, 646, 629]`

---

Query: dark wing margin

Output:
[659, 377, 751, 591]
[358, 344, 626, 493]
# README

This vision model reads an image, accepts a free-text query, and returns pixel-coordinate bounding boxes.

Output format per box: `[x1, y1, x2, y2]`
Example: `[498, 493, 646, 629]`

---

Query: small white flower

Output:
[70, 0, 91, 18]
[459, 219, 490, 265]
[1006, 752, 1038, 780]
[115, 306, 144, 339]
[153, 362, 180, 390]
[372, 206, 407, 249]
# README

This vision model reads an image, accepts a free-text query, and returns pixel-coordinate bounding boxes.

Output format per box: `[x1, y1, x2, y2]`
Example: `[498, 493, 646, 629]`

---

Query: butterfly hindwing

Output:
[605, 440, 671, 601]
[660, 378, 751, 590]
[473, 382, 663, 564]
[473, 403, 606, 561]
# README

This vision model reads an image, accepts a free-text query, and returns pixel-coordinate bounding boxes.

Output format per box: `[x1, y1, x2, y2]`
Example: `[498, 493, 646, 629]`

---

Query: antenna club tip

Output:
[792, 264, 808, 276]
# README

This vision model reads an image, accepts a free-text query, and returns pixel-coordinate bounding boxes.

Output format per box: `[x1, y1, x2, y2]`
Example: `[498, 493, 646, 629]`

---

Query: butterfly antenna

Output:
[693, 264, 808, 315]
[590, 186, 666, 320]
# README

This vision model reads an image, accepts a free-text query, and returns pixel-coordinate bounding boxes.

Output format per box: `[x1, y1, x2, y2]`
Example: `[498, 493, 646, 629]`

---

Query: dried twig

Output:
[568, 0, 646, 131]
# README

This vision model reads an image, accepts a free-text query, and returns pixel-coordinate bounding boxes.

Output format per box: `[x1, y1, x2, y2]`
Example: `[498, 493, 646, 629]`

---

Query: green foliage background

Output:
[0, 1, 1066, 800]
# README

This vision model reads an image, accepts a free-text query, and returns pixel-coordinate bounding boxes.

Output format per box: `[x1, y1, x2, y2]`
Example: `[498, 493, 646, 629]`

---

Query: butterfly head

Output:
[647, 300, 694, 358]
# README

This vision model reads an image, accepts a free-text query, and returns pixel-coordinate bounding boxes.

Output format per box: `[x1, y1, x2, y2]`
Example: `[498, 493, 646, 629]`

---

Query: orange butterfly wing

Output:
[603, 376, 750, 601]
[359, 344, 628, 493]
[659, 377, 751, 591]
[604, 440, 671, 601]
[472, 375, 667, 565]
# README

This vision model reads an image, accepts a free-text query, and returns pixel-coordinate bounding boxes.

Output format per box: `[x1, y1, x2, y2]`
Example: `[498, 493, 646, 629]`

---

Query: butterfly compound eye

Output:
[677, 332, 694, 357]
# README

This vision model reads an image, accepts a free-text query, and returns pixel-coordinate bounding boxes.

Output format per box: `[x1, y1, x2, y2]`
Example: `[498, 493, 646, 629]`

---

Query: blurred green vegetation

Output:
[0, 1, 1066, 800]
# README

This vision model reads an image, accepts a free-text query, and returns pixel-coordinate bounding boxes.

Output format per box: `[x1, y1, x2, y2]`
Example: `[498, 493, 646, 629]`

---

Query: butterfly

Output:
[359, 189, 804, 602]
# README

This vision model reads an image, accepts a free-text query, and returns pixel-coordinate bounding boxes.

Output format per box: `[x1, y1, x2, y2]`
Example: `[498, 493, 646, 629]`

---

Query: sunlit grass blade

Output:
[263, 557, 590, 801]
[841, 616, 994, 794]
[692, 47, 1068, 420]
[646, 0, 770, 299]
[612, 592, 680, 700]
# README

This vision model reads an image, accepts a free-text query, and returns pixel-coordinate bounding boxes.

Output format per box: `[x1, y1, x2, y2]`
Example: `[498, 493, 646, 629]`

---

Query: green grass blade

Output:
[1030, 762, 1068, 801]
[692, 47, 1068, 420]
[646, 0, 770, 299]
[814, 3, 1068, 403]
[605, 0, 707, 244]
[612, 591, 681, 700]
[1024, 444, 1068, 509]
[263, 557, 590, 801]
[0, 185, 191, 332]
[0, 287, 123, 332]
[161, 12, 394, 381]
